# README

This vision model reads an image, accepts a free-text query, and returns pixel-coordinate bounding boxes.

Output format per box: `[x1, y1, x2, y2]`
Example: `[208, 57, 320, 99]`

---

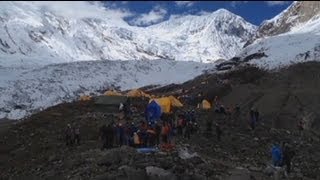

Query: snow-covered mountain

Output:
[216, 1, 320, 70]
[244, 1, 320, 47]
[0, 1, 256, 66]
[0, 60, 216, 119]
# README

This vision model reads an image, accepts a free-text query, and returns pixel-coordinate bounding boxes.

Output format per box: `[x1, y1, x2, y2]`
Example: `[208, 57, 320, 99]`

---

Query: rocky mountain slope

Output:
[0, 2, 256, 66]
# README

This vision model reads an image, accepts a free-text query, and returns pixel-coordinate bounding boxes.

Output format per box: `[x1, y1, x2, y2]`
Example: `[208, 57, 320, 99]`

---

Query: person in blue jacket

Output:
[271, 143, 283, 167]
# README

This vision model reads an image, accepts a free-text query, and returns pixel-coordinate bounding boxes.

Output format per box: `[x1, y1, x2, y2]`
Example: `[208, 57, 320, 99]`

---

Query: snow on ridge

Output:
[238, 23, 320, 70]
[0, 2, 256, 65]
[0, 59, 216, 120]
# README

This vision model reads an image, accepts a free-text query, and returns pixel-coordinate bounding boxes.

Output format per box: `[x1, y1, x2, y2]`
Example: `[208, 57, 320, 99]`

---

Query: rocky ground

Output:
[1, 62, 320, 180]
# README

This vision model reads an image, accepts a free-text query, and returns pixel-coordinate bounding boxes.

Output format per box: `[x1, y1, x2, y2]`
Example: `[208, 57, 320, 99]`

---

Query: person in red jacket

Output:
[161, 121, 170, 144]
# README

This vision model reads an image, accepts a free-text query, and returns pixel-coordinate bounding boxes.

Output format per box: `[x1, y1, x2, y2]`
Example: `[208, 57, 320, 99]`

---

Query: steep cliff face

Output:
[244, 1, 320, 47]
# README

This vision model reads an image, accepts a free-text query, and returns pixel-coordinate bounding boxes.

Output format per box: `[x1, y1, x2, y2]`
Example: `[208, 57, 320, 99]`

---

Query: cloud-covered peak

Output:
[129, 6, 168, 26]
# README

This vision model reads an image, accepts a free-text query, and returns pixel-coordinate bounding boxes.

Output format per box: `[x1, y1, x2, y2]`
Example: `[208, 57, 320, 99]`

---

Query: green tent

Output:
[95, 96, 128, 105]
[94, 96, 128, 112]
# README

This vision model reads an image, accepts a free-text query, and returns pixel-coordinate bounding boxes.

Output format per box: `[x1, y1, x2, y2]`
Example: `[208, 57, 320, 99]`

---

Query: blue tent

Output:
[146, 100, 162, 123]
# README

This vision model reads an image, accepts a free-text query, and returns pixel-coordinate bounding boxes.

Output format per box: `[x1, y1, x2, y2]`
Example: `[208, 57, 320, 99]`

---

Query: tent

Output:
[149, 96, 183, 113]
[79, 95, 92, 101]
[94, 95, 128, 112]
[95, 96, 128, 105]
[201, 100, 211, 109]
[127, 89, 151, 98]
[104, 90, 122, 96]
[168, 96, 183, 107]
[146, 100, 162, 123]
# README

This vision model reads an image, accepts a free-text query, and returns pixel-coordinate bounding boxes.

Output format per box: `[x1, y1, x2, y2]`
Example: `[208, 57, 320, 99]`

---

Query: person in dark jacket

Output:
[206, 118, 213, 136]
[249, 108, 256, 130]
[73, 125, 80, 146]
[254, 108, 260, 122]
[155, 121, 161, 146]
[65, 124, 73, 146]
[215, 123, 222, 141]
[184, 121, 192, 140]
[282, 143, 295, 174]
[100, 123, 114, 150]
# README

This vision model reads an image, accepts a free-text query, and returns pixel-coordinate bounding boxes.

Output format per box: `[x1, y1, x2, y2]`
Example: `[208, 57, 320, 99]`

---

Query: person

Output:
[226, 107, 232, 116]
[139, 121, 148, 147]
[74, 125, 80, 145]
[254, 108, 260, 122]
[119, 103, 124, 112]
[190, 110, 196, 123]
[147, 126, 156, 147]
[161, 121, 170, 144]
[235, 104, 240, 113]
[65, 124, 73, 146]
[193, 122, 199, 134]
[177, 115, 186, 136]
[133, 132, 141, 148]
[100, 123, 114, 150]
[249, 108, 256, 130]
[215, 123, 222, 141]
[298, 119, 304, 131]
[282, 143, 295, 175]
[184, 121, 192, 140]
[118, 123, 125, 146]
[99, 124, 108, 150]
[271, 143, 283, 167]
[214, 96, 219, 107]
[205, 118, 213, 137]
[220, 105, 226, 115]
[155, 121, 161, 146]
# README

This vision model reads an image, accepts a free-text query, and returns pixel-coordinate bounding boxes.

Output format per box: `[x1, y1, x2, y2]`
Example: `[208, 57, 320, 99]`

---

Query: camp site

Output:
[2, 63, 320, 180]
[1, 1, 320, 180]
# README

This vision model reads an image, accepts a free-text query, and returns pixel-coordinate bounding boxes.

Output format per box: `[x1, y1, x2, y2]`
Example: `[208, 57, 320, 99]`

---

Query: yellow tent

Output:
[126, 89, 151, 98]
[168, 95, 183, 107]
[79, 95, 92, 101]
[149, 95, 183, 113]
[104, 90, 122, 96]
[201, 99, 211, 109]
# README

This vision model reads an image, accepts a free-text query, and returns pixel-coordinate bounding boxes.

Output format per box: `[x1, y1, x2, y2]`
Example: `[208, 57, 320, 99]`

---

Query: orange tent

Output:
[126, 89, 151, 98]
[104, 90, 122, 96]
[79, 95, 92, 101]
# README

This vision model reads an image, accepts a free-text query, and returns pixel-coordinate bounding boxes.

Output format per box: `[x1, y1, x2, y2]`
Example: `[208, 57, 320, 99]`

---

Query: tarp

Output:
[201, 99, 211, 109]
[127, 89, 151, 98]
[149, 96, 183, 113]
[146, 100, 162, 123]
[104, 90, 122, 96]
[137, 147, 159, 153]
[95, 95, 128, 106]
[79, 95, 92, 101]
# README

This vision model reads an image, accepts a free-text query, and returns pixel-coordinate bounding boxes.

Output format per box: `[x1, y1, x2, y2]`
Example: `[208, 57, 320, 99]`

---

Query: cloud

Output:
[130, 6, 167, 26]
[14, 1, 134, 22]
[174, 1, 195, 7]
[197, 10, 211, 16]
[265, 1, 290, 6]
[230, 1, 248, 8]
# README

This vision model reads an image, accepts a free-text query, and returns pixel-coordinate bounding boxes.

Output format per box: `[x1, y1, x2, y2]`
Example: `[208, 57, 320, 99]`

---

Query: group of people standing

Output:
[98, 109, 200, 150]
[65, 123, 80, 146]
